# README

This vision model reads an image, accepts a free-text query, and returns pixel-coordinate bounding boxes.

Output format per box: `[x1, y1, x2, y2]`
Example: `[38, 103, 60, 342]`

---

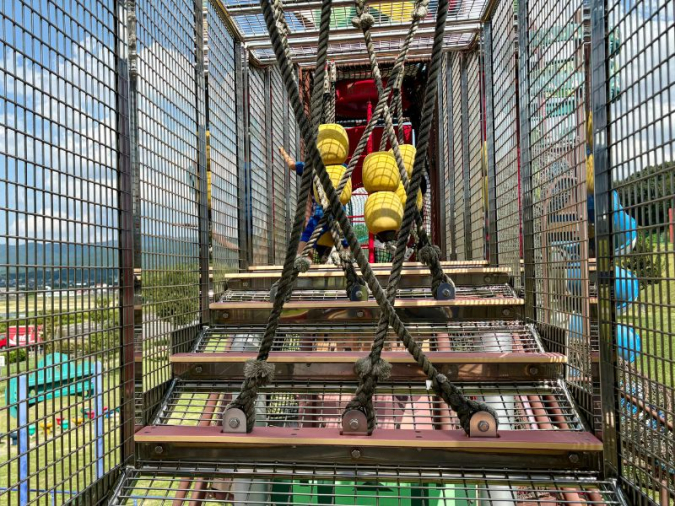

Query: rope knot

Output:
[243, 360, 275, 387]
[294, 255, 311, 273]
[355, 357, 392, 380]
[436, 373, 448, 384]
[351, 13, 375, 30]
[413, 5, 429, 19]
[418, 244, 441, 265]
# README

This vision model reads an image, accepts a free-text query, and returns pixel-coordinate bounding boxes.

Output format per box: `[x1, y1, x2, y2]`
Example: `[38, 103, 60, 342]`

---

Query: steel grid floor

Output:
[112, 465, 621, 505]
[220, 285, 518, 302]
[195, 321, 543, 354]
[153, 380, 583, 432]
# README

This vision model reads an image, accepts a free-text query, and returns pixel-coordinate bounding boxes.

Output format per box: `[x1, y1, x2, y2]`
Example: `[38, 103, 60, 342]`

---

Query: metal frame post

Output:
[116, 0, 136, 468]
[517, 0, 536, 321]
[590, 0, 619, 477]
[483, 22, 499, 266]
[446, 55, 457, 260]
[436, 67, 448, 259]
[194, 0, 211, 323]
[460, 54, 473, 261]
[264, 67, 275, 264]
[236, 42, 253, 269]
[18, 374, 28, 505]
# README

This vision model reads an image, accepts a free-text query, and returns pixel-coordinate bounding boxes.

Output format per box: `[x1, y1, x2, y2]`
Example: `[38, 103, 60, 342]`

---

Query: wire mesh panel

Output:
[0, 0, 129, 502]
[491, 0, 521, 290]
[114, 466, 622, 505]
[270, 66, 289, 264]
[601, 0, 675, 500]
[248, 66, 271, 266]
[466, 51, 485, 260]
[522, 0, 594, 425]
[132, 0, 202, 421]
[450, 53, 466, 260]
[205, 2, 240, 296]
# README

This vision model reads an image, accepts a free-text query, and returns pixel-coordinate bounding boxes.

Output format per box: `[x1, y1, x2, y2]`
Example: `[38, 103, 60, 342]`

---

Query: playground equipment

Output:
[6, 352, 106, 499]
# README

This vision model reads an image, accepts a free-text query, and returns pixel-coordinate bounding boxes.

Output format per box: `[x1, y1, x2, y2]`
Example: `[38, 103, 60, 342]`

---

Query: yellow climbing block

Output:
[395, 182, 423, 211]
[314, 165, 352, 205]
[365, 191, 403, 234]
[317, 124, 349, 165]
[363, 152, 400, 193]
[389, 144, 416, 178]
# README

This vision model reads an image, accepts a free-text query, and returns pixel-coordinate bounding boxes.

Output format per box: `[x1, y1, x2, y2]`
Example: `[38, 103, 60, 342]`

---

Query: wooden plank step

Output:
[172, 351, 565, 381]
[112, 466, 621, 505]
[224, 266, 511, 290]
[136, 426, 602, 470]
[211, 296, 523, 324]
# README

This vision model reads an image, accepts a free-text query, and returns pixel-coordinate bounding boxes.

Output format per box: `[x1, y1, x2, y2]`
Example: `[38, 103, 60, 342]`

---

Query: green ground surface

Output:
[0, 361, 122, 504]
[619, 242, 675, 390]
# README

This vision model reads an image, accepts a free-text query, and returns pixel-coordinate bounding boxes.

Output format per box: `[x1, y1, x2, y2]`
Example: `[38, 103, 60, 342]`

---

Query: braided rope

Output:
[300, 1, 428, 257]
[223, 0, 333, 432]
[257, 0, 497, 435]
[345, 0, 472, 432]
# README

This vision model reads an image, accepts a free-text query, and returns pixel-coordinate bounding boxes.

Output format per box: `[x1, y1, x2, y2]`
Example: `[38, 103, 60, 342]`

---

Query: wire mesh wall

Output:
[248, 66, 271, 266]
[466, 51, 485, 260]
[450, 53, 466, 260]
[205, 2, 240, 297]
[0, 0, 130, 502]
[270, 67, 289, 265]
[520, 0, 595, 426]
[439, 54, 453, 258]
[599, 0, 675, 500]
[132, 0, 203, 421]
[490, 0, 522, 289]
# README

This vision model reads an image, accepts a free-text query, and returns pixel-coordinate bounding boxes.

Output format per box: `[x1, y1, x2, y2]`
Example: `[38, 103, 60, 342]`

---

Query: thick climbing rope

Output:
[300, 3, 429, 256]
[228, 0, 498, 435]
[223, 0, 333, 431]
[342, 0, 482, 432]
[354, 0, 453, 299]
[270, 2, 363, 298]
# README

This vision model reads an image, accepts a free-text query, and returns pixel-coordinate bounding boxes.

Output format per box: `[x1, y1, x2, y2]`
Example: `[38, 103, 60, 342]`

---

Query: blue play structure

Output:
[612, 190, 638, 256]
[6, 353, 104, 505]
[565, 264, 639, 310]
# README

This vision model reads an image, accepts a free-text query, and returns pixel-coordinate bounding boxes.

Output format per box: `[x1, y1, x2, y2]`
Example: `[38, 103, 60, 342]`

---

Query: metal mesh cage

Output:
[491, 0, 522, 289]
[600, 0, 675, 501]
[0, 0, 131, 503]
[466, 51, 485, 260]
[206, 1, 241, 296]
[451, 53, 467, 260]
[521, 0, 595, 426]
[135, 0, 203, 423]
[248, 66, 271, 265]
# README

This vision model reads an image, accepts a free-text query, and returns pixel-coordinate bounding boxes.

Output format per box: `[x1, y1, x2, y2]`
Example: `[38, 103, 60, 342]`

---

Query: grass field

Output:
[619, 242, 675, 390]
[0, 360, 124, 504]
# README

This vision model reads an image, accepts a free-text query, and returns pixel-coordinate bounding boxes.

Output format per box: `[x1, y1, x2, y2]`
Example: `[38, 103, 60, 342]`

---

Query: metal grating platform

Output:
[220, 285, 518, 302]
[195, 321, 544, 354]
[111, 465, 623, 505]
[153, 380, 584, 432]
[215, 0, 488, 64]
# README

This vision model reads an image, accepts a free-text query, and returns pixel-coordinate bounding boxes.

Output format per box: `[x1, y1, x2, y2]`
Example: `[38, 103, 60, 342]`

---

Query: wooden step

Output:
[224, 266, 511, 290]
[113, 466, 621, 505]
[211, 294, 523, 324]
[171, 322, 564, 381]
[136, 425, 601, 470]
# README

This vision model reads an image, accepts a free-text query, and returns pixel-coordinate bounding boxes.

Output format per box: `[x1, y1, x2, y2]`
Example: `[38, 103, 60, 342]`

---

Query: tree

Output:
[620, 161, 675, 228]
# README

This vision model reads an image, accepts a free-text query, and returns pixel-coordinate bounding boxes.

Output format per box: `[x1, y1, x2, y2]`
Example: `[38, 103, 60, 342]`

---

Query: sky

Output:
[0, 0, 673, 252]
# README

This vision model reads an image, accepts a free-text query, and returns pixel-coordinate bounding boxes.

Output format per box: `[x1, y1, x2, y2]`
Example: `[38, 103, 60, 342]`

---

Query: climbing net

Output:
[223, 0, 498, 436]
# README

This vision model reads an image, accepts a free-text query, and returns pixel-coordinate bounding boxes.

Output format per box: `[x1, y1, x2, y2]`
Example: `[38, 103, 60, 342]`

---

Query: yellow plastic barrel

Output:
[364, 191, 403, 235]
[362, 152, 400, 193]
[317, 124, 349, 165]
